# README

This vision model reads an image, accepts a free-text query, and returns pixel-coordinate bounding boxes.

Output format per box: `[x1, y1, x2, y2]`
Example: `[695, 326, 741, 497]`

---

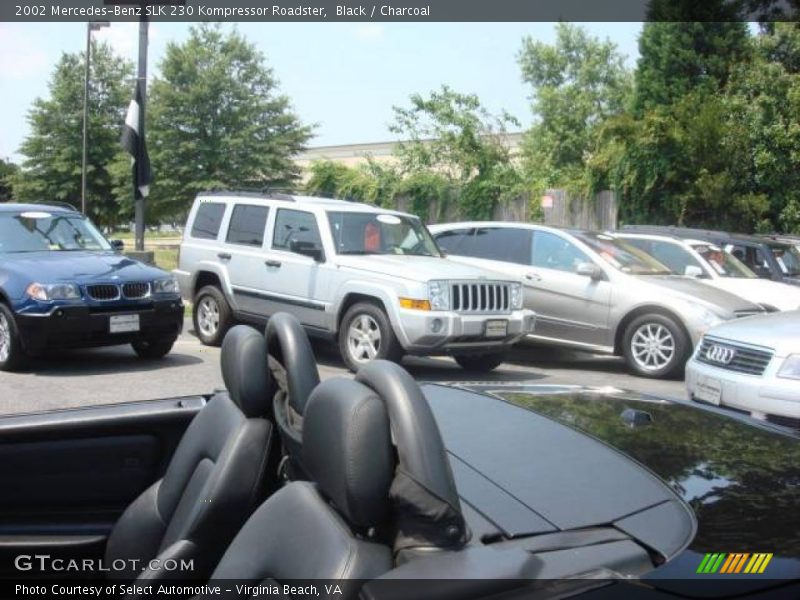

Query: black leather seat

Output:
[205, 375, 395, 598]
[105, 325, 274, 584]
[265, 312, 320, 480]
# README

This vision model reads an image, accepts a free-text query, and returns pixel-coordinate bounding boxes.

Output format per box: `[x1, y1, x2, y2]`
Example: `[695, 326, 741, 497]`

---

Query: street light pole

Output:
[81, 21, 109, 215]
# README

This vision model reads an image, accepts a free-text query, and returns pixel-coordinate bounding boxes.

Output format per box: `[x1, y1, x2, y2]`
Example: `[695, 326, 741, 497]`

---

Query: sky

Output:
[0, 21, 642, 163]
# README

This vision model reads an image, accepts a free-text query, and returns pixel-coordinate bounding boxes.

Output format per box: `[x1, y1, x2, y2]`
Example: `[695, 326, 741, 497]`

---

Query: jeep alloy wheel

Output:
[347, 314, 381, 364]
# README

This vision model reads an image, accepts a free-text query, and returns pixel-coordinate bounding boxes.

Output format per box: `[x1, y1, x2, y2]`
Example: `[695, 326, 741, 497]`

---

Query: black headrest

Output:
[265, 313, 320, 415]
[303, 378, 394, 528]
[356, 361, 466, 552]
[220, 325, 271, 419]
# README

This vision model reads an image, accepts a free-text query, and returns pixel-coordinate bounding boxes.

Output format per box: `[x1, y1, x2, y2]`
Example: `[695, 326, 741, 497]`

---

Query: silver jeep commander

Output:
[174, 192, 535, 372]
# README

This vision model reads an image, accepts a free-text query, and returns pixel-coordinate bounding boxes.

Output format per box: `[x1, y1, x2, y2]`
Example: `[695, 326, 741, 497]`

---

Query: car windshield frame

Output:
[689, 242, 756, 279]
[573, 232, 672, 275]
[0, 210, 112, 253]
[327, 211, 442, 258]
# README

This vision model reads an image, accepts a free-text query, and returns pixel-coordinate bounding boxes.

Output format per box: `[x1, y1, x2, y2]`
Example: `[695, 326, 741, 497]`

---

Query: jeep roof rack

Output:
[199, 188, 297, 202]
[29, 200, 79, 212]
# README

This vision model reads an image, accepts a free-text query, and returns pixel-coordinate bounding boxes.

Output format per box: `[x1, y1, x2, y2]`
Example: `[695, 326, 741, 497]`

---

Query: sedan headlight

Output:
[153, 277, 179, 295]
[510, 282, 523, 310]
[778, 354, 800, 380]
[26, 282, 81, 301]
[427, 280, 450, 311]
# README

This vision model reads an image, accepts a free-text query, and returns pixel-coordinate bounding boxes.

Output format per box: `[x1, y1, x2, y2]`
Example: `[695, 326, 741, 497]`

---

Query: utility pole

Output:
[81, 21, 109, 215]
[134, 15, 149, 252]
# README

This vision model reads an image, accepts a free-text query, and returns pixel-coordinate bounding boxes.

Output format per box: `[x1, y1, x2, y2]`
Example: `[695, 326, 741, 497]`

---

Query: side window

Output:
[531, 231, 590, 273]
[272, 209, 323, 251]
[434, 229, 472, 254]
[470, 228, 533, 265]
[190, 202, 226, 240]
[226, 204, 269, 247]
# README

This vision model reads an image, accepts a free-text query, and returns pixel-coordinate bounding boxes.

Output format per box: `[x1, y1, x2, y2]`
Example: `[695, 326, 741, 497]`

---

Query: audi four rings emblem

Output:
[706, 344, 736, 365]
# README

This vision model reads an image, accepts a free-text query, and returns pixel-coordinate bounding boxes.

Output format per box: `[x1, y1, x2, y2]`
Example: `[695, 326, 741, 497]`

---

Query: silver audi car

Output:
[429, 222, 764, 379]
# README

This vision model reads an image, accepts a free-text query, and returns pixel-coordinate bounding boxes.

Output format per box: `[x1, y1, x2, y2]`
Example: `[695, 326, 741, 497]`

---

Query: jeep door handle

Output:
[524, 272, 542, 282]
[217, 252, 232, 260]
[264, 260, 282, 268]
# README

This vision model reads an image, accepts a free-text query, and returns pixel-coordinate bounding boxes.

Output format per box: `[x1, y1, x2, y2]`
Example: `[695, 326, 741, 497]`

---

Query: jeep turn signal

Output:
[399, 298, 432, 311]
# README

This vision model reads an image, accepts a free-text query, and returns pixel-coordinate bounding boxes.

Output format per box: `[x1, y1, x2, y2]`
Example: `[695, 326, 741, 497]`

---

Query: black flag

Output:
[121, 79, 152, 198]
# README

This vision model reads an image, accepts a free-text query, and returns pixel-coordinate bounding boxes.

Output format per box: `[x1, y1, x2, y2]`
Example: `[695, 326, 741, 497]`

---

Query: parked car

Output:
[3, 315, 798, 597]
[429, 222, 763, 378]
[174, 192, 535, 372]
[0, 203, 184, 371]
[617, 233, 800, 312]
[761, 232, 800, 253]
[686, 310, 800, 424]
[622, 225, 800, 286]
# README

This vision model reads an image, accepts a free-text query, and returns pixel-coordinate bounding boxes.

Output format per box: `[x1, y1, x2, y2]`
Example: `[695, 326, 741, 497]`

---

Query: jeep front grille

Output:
[86, 284, 121, 301]
[696, 336, 774, 376]
[122, 282, 151, 299]
[450, 282, 510, 313]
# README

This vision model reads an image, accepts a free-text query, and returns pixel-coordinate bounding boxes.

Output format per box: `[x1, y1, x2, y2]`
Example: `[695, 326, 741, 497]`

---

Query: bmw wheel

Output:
[0, 303, 27, 372]
[338, 302, 403, 373]
[622, 313, 689, 379]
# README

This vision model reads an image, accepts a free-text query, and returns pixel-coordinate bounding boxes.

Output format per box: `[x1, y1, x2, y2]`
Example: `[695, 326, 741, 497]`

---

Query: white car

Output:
[619, 233, 800, 312]
[686, 310, 800, 422]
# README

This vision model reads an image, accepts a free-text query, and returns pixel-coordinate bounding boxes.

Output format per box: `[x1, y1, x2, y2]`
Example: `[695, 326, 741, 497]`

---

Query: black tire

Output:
[338, 302, 403, 373]
[193, 285, 233, 346]
[453, 351, 509, 373]
[132, 338, 176, 359]
[622, 313, 689, 379]
[0, 303, 27, 372]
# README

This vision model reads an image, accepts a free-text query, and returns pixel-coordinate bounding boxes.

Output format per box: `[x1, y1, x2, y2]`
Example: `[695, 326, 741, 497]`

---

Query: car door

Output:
[527, 230, 612, 349]
[224, 202, 271, 318]
[261, 208, 331, 331]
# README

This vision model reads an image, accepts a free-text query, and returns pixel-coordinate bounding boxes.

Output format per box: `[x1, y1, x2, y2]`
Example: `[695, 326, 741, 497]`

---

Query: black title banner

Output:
[3, 0, 798, 22]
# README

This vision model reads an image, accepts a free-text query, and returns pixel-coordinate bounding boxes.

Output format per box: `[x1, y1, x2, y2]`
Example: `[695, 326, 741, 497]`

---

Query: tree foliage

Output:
[147, 24, 312, 222]
[13, 42, 133, 228]
[0, 159, 18, 202]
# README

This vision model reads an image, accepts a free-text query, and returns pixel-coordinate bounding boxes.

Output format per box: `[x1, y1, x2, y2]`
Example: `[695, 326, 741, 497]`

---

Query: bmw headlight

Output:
[153, 277, 180, 295]
[510, 282, 523, 310]
[427, 280, 450, 311]
[26, 282, 81, 301]
[778, 354, 800, 380]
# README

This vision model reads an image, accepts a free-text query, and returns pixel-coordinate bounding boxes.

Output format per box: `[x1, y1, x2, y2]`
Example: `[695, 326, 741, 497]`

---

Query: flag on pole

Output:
[121, 79, 152, 198]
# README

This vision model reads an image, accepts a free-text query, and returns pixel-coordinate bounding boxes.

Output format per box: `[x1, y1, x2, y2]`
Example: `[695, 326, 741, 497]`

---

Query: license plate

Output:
[484, 319, 508, 338]
[110, 314, 140, 334]
[695, 376, 722, 406]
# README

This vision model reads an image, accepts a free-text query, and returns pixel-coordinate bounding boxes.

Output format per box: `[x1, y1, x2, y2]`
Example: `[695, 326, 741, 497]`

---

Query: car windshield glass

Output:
[771, 244, 800, 275]
[327, 211, 441, 257]
[574, 232, 671, 275]
[0, 211, 111, 252]
[691, 243, 756, 278]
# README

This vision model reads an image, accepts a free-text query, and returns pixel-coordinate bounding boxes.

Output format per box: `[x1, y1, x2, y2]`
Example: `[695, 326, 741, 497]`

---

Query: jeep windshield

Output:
[0, 211, 112, 252]
[574, 232, 672, 275]
[328, 211, 441, 257]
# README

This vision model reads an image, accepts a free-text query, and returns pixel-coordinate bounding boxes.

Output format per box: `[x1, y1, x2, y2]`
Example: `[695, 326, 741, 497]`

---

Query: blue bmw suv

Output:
[0, 203, 184, 371]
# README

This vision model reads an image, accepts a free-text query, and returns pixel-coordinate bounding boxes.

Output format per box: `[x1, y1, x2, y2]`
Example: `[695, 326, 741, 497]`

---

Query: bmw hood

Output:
[637, 274, 762, 315]
[2, 251, 171, 284]
[334, 254, 516, 283]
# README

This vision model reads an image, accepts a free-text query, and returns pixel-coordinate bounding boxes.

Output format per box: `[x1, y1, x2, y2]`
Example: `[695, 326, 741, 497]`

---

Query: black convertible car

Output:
[0, 313, 798, 599]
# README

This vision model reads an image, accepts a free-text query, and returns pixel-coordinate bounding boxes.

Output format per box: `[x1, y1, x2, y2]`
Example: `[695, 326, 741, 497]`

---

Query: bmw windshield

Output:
[327, 211, 441, 257]
[0, 210, 112, 253]
[575, 232, 672, 275]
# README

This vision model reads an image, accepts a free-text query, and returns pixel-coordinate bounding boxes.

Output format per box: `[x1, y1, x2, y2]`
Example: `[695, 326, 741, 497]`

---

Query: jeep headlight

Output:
[510, 282, 523, 310]
[153, 277, 179, 295]
[26, 282, 81, 301]
[778, 354, 800, 380]
[427, 280, 450, 311]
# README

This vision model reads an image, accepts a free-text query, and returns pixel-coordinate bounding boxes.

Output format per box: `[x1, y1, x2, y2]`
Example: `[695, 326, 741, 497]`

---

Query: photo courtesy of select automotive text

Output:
[1, 0, 800, 598]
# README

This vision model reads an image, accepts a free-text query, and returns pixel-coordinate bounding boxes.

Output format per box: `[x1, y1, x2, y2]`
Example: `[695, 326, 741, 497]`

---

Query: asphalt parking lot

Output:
[0, 318, 687, 416]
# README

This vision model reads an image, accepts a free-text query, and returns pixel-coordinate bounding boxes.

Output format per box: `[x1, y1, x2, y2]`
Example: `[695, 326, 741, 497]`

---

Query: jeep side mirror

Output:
[684, 265, 704, 278]
[576, 262, 603, 280]
[110, 239, 125, 252]
[289, 239, 324, 262]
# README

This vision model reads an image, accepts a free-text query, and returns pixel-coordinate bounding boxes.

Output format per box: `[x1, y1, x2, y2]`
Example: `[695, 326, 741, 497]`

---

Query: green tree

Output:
[0, 158, 18, 202]
[634, 1, 750, 112]
[148, 24, 312, 222]
[517, 23, 632, 191]
[13, 42, 133, 228]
